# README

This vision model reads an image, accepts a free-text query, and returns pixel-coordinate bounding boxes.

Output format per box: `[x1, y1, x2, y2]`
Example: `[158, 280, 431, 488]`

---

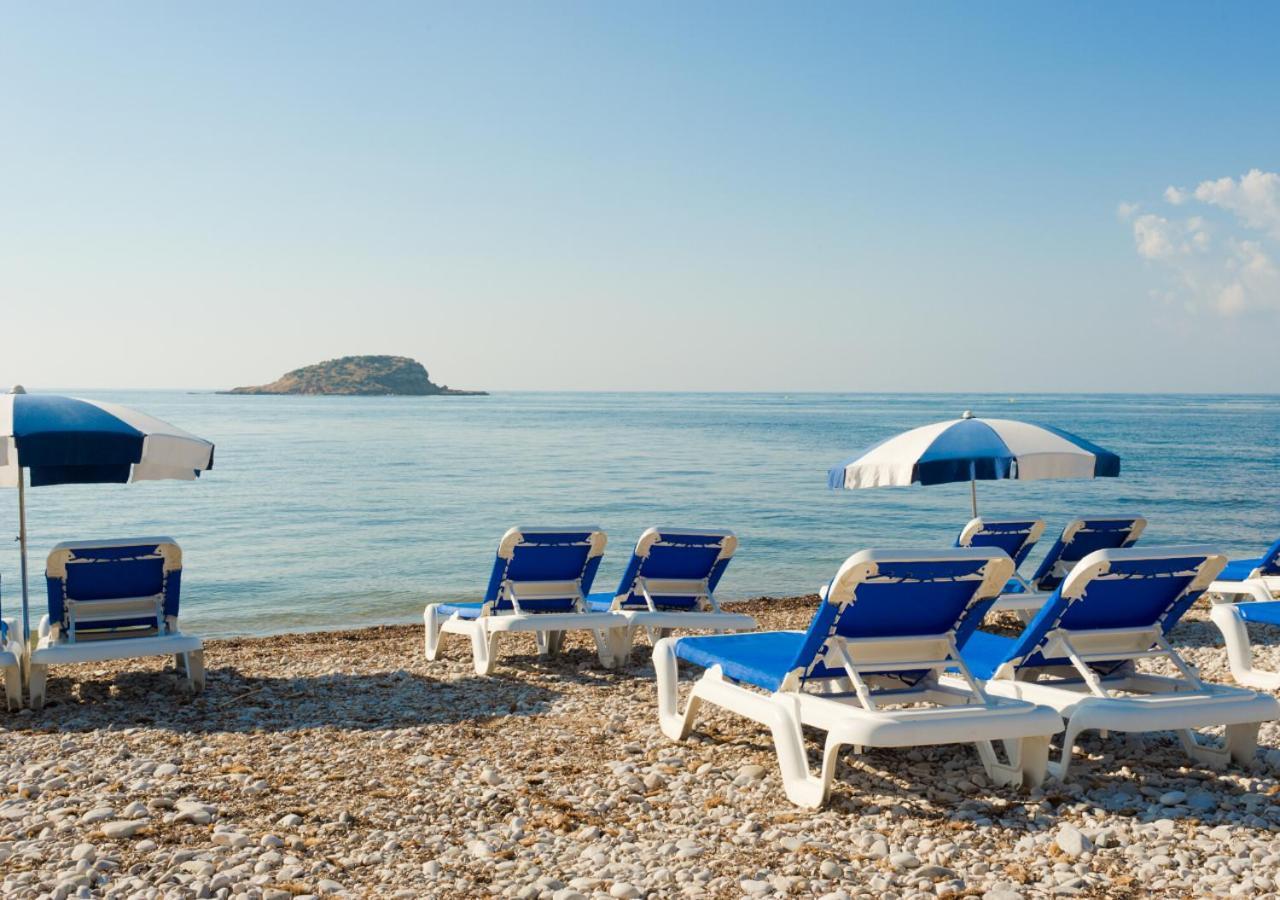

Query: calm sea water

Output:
[1, 392, 1276, 637]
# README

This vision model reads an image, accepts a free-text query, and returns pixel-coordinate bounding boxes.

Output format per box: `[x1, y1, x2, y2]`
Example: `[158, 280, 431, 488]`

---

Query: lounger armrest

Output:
[1209, 580, 1275, 604]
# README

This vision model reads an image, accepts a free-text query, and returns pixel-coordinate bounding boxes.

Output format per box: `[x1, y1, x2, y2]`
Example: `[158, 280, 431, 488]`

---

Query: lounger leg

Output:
[28, 663, 48, 712]
[1048, 716, 1085, 780]
[470, 625, 500, 676]
[605, 625, 634, 668]
[423, 606, 444, 661]
[653, 638, 701, 740]
[645, 626, 672, 646]
[186, 650, 206, 694]
[768, 694, 831, 808]
[975, 737, 1050, 788]
[1226, 722, 1260, 766]
[1209, 604, 1280, 690]
[3, 661, 21, 711]
[546, 631, 565, 657]
[588, 628, 620, 669]
[533, 631, 550, 657]
[1179, 723, 1260, 769]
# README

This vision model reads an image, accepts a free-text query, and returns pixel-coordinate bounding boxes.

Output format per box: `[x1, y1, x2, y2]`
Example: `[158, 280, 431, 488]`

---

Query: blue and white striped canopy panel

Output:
[830, 415, 1120, 489]
[0, 393, 214, 487]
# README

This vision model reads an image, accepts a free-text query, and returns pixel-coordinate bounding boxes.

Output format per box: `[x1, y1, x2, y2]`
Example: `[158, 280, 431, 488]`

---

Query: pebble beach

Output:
[3, 597, 1280, 900]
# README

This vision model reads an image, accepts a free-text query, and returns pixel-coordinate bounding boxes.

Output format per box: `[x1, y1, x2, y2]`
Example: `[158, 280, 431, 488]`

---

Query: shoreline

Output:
[3, 597, 1279, 898]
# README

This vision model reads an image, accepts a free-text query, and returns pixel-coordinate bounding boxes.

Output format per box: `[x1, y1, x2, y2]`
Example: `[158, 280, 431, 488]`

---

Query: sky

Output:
[2, 2, 1278, 393]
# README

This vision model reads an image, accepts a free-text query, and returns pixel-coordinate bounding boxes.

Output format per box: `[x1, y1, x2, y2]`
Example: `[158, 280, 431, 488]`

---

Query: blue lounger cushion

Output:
[1221, 558, 1266, 581]
[585, 592, 620, 612]
[675, 632, 805, 692]
[1220, 539, 1280, 581]
[961, 631, 1023, 681]
[435, 602, 486, 619]
[1237, 601, 1280, 626]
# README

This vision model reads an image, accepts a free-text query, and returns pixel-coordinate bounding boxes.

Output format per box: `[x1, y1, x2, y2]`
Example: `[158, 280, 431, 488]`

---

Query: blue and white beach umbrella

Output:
[0, 387, 215, 639]
[828, 411, 1120, 516]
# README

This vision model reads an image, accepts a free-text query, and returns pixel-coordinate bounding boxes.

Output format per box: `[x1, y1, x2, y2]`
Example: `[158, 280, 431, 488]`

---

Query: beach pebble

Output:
[100, 820, 146, 839]
[1055, 824, 1092, 858]
[0, 603, 1275, 898]
[890, 851, 921, 870]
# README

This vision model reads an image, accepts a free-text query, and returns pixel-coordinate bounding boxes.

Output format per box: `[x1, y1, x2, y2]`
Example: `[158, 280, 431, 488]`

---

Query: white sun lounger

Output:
[424, 526, 624, 675]
[1206, 538, 1280, 689]
[961, 546, 1279, 779]
[585, 528, 755, 663]
[29, 538, 205, 710]
[654, 548, 1062, 807]
[1, 616, 22, 711]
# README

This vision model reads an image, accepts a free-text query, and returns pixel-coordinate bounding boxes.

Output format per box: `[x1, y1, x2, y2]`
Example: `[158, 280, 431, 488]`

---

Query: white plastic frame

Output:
[1207, 573, 1280, 689]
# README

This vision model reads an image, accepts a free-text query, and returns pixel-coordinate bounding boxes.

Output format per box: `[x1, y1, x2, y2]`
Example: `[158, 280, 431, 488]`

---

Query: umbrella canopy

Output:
[828, 411, 1119, 514]
[1, 387, 214, 639]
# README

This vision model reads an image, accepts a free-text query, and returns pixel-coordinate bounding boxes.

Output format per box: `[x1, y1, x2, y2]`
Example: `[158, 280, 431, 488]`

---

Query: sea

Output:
[1, 392, 1276, 637]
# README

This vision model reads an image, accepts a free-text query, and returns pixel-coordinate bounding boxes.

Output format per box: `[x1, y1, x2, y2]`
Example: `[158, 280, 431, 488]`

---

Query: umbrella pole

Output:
[970, 477, 977, 518]
[16, 467, 29, 644]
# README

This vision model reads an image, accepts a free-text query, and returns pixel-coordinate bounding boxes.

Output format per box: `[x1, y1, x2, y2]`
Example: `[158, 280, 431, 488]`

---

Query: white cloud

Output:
[1132, 213, 1175, 259]
[1192, 169, 1280, 238]
[1122, 169, 1280, 316]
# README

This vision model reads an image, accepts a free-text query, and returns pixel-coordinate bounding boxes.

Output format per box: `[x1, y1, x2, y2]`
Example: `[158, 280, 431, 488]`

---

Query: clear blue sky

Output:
[3, 2, 1278, 392]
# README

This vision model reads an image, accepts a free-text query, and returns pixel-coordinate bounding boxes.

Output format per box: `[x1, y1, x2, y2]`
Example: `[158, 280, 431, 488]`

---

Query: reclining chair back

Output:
[956, 518, 1045, 568]
[780, 549, 1014, 695]
[606, 528, 736, 611]
[1029, 517, 1146, 592]
[983, 547, 1225, 682]
[45, 538, 182, 642]
[481, 527, 606, 614]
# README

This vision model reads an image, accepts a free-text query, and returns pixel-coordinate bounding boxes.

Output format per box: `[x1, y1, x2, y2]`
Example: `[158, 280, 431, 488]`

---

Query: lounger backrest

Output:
[787, 548, 1014, 684]
[608, 528, 737, 610]
[482, 526, 607, 613]
[1029, 516, 1146, 592]
[45, 538, 182, 639]
[984, 546, 1226, 677]
[1253, 538, 1280, 578]
[955, 517, 1045, 568]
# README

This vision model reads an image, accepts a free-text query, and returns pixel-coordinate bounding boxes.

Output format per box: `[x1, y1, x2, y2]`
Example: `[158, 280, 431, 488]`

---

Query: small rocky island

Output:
[226, 355, 486, 396]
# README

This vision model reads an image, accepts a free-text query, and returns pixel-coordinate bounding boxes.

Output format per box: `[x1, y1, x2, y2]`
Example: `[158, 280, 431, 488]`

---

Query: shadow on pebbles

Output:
[2, 599, 1280, 898]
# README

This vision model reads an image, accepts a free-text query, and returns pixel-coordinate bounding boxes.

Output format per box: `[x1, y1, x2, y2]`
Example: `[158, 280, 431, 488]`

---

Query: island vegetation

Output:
[226, 355, 486, 396]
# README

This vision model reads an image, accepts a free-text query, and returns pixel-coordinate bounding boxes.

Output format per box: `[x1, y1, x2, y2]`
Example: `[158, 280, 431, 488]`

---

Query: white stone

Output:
[1056, 825, 1092, 858]
[101, 820, 145, 839]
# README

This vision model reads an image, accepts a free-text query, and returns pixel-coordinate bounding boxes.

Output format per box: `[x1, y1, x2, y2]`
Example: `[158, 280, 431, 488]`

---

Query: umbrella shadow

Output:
[18, 665, 561, 733]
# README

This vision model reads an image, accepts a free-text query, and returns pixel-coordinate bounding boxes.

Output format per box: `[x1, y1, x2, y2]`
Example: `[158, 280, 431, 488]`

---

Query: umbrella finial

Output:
[8, 385, 25, 395]
[961, 409, 973, 419]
